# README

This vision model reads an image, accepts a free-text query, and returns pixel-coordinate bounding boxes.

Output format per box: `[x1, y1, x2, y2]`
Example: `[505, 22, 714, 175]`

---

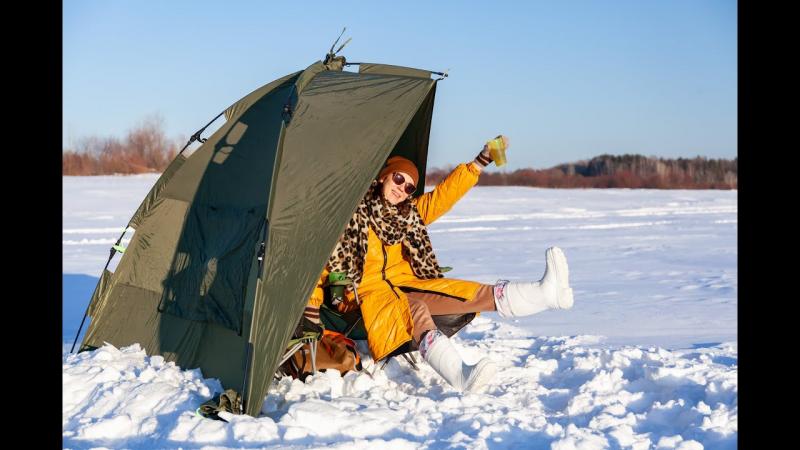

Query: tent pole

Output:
[342, 62, 449, 78]
[180, 110, 225, 153]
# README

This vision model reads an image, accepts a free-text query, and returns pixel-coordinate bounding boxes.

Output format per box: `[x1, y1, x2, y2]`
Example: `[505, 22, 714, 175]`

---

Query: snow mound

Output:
[63, 317, 736, 449]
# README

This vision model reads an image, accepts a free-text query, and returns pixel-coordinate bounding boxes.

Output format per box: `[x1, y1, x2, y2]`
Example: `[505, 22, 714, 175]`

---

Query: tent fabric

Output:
[159, 74, 298, 333]
[386, 85, 436, 195]
[86, 269, 114, 318]
[359, 63, 431, 79]
[79, 59, 441, 416]
[82, 70, 300, 389]
[247, 69, 435, 414]
[129, 154, 187, 229]
[223, 71, 302, 122]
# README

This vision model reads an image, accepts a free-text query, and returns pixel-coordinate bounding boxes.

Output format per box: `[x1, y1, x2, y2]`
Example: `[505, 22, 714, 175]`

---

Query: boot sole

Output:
[464, 358, 497, 393]
[547, 247, 574, 309]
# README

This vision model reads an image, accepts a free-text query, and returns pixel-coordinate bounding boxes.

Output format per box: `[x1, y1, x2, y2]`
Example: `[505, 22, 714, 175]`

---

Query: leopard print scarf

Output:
[326, 181, 443, 286]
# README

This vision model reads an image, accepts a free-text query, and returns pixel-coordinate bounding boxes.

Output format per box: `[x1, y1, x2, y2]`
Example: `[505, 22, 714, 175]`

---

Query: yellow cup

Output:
[486, 135, 509, 167]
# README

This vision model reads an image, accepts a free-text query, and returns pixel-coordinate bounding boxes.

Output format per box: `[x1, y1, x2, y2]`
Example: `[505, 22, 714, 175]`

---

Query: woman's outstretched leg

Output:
[402, 246, 574, 392]
[493, 246, 574, 318]
[404, 246, 574, 320]
[417, 329, 496, 393]
[406, 285, 496, 316]
[407, 295, 496, 392]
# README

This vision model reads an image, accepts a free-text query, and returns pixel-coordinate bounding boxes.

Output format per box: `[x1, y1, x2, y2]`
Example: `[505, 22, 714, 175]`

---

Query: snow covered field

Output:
[63, 175, 737, 449]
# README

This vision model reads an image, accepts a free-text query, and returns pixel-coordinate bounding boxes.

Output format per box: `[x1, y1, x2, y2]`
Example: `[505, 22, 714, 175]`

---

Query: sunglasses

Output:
[391, 172, 417, 195]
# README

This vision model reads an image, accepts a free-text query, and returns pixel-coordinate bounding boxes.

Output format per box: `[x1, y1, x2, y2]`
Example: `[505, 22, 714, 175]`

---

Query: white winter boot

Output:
[494, 246, 574, 318]
[420, 330, 497, 393]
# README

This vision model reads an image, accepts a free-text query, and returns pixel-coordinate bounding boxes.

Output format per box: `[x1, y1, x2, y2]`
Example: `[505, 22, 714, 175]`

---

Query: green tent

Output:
[75, 54, 444, 416]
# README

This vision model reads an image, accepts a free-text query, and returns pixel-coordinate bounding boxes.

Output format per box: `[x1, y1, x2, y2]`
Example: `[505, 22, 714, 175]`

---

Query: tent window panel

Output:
[161, 205, 264, 334]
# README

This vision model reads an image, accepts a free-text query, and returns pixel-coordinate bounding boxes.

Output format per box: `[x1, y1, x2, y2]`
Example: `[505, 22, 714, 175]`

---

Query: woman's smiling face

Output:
[381, 171, 415, 205]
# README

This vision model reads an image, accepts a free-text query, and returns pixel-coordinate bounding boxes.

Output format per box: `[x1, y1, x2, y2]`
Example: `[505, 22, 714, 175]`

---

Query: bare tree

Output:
[63, 114, 181, 175]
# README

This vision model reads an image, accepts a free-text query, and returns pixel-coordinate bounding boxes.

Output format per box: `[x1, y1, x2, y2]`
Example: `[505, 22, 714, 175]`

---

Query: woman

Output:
[304, 138, 574, 392]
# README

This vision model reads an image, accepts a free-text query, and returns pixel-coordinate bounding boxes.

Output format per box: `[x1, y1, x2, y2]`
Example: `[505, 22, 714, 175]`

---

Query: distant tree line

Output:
[62, 117, 181, 175]
[63, 120, 737, 190]
[426, 154, 737, 189]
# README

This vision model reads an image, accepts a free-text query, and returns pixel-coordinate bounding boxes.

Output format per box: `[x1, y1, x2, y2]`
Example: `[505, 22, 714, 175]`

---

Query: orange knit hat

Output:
[378, 156, 419, 187]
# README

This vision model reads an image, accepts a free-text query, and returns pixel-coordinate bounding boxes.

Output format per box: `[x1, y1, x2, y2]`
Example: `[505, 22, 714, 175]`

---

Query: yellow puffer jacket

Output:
[307, 162, 484, 361]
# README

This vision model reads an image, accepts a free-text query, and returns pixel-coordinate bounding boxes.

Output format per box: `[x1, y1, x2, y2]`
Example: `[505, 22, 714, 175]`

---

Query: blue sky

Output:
[63, 0, 737, 170]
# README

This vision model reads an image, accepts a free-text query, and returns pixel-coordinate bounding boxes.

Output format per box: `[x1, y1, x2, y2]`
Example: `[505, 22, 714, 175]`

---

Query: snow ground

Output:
[63, 175, 737, 449]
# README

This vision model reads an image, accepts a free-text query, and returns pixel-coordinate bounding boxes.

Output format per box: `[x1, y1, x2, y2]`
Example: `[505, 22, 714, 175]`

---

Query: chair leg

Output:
[401, 353, 420, 371]
[376, 354, 420, 371]
[310, 339, 318, 375]
[279, 342, 304, 367]
[344, 316, 362, 338]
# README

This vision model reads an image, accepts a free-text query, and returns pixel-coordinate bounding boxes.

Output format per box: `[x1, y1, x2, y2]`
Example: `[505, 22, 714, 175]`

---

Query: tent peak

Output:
[323, 27, 351, 71]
